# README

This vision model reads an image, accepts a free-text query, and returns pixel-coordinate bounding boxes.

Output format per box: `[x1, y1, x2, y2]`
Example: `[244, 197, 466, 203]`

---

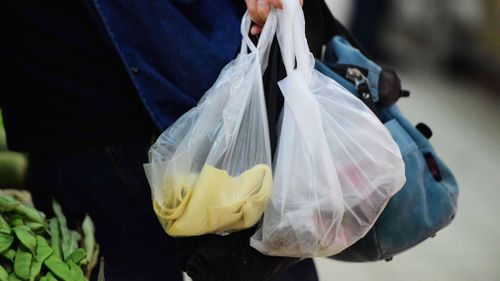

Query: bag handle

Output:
[275, 0, 344, 201]
[277, 0, 314, 80]
[240, 9, 277, 57]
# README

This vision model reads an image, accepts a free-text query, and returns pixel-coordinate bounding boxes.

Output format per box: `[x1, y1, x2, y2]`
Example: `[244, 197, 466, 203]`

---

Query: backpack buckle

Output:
[346, 68, 378, 115]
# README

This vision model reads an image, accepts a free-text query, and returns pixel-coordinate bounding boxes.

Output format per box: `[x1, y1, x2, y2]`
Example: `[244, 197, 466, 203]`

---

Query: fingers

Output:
[247, 0, 270, 27]
[266, 0, 283, 9]
[247, 0, 271, 35]
[246, 0, 257, 24]
[250, 25, 263, 35]
[246, 0, 261, 26]
[257, 0, 271, 24]
[247, 0, 303, 35]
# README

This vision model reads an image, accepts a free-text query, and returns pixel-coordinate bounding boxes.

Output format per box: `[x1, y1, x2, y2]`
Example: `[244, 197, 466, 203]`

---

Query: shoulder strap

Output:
[262, 38, 285, 156]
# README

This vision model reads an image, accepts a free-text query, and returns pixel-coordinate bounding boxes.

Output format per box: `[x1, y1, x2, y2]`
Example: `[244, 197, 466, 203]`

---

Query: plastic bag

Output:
[250, 0, 406, 257]
[144, 12, 277, 237]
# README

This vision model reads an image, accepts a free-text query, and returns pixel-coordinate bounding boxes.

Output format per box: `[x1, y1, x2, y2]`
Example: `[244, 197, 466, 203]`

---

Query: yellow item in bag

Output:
[153, 164, 272, 236]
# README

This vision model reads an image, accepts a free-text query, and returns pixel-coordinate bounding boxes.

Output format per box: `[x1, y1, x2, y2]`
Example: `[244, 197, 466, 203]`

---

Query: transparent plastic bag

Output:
[250, 0, 406, 257]
[144, 12, 277, 237]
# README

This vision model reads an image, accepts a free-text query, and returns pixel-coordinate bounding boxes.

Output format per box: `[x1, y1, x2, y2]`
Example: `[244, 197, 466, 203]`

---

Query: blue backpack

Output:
[315, 36, 459, 262]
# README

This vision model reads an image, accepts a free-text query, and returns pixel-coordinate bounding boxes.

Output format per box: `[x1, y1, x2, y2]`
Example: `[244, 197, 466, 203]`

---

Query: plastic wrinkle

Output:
[144, 11, 277, 236]
[250, 0, 405, 258]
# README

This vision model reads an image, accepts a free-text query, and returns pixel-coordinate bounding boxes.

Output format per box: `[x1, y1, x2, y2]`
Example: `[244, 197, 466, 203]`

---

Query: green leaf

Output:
[68, 261, 86, 281]
[8, 272, 22, 281]
[28, 261, 41, 281]
[29, 236, 54, 281]
[48, 219, 61, 259]
[46, 272, 58, 281]
[51, 202, 71, 260]
[6, 216, 22, 228]
[84, 245, 99, 280]
[70, 231, 80, 255]
[12, 227, 36, 255]
[0, 234, 14, 253]
[97, 258, 105, 281]
[0, 265, 8, 281]
[66, 249, 86, 265]
[11, 205, 45, 225]
[0, 216, 11, 235]
[14, 247, 32, 280]
[39, 272, 57, 281]
[44, 255, 72, 281]
[0, 196, 20, 213]
[34, 236, 52, 263]
[24, 222, 47, 234]
[81, 216, 95, 264]
[1, 249, 16, 262]
[82, 215, 98, 278]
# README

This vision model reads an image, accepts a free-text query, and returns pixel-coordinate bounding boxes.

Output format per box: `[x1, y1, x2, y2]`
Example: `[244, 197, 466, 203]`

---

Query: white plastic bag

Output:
[144, 12, 277, 237]
[250, 0, 406, 257]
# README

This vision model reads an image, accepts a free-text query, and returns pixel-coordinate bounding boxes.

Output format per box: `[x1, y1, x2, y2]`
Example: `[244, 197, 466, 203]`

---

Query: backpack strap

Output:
[262, 38, 286, 156]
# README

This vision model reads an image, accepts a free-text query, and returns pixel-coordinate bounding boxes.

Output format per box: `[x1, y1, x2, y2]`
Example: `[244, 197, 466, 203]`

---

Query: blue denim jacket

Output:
[91, 0, 243, 130]
[3, 0, 243, 152]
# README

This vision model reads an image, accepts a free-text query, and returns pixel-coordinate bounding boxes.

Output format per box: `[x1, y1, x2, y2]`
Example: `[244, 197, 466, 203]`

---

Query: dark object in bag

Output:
[175, 228, 299, 281]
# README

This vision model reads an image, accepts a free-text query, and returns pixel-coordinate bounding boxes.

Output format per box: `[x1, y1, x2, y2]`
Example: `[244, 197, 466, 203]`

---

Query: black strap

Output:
[356, 81, 379, 116]
[262, 37, 286, 157]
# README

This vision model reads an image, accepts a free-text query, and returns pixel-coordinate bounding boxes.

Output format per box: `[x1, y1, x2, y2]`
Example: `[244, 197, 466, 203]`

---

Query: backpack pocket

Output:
[371, 116, 458, 260]
[384, 118, 418, 157]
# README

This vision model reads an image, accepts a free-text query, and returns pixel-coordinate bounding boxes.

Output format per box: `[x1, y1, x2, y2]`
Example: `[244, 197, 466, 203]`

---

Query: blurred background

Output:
[315, 0, 500, 280]
[1, 0, 499, 280]
[0, 112, 28, 190]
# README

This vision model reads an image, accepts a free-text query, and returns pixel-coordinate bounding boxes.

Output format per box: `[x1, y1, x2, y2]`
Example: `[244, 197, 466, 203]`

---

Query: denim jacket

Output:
[2, 0, 336, 152]
[90, 0, 243, 130]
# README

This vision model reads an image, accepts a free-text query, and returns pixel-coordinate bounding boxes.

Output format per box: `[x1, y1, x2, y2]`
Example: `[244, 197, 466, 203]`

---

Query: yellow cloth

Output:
[153, 164, 272, 236]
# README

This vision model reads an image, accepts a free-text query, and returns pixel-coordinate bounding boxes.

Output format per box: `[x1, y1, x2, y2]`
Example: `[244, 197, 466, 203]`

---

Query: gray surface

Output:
[315, 70, 500, 281]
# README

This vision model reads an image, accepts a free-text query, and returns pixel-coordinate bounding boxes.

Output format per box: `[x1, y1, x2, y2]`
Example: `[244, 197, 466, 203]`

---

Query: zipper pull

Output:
[345, 67, 378, 115]
[346, 68, 370, 89]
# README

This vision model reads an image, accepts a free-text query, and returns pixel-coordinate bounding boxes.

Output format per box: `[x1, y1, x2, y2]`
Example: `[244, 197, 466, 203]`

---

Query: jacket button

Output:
[130, 66, 139, 74]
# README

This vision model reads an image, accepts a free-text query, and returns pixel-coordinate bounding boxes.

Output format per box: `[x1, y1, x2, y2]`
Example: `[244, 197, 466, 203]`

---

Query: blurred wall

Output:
[325, 0, 499, 90]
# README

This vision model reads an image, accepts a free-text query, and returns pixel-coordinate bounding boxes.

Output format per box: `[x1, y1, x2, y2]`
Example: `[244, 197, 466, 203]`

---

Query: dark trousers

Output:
[27, 138, 318, 281]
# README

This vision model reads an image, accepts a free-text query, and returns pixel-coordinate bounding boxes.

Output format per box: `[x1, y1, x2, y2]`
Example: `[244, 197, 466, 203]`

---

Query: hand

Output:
[246, 0, 303, 35]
